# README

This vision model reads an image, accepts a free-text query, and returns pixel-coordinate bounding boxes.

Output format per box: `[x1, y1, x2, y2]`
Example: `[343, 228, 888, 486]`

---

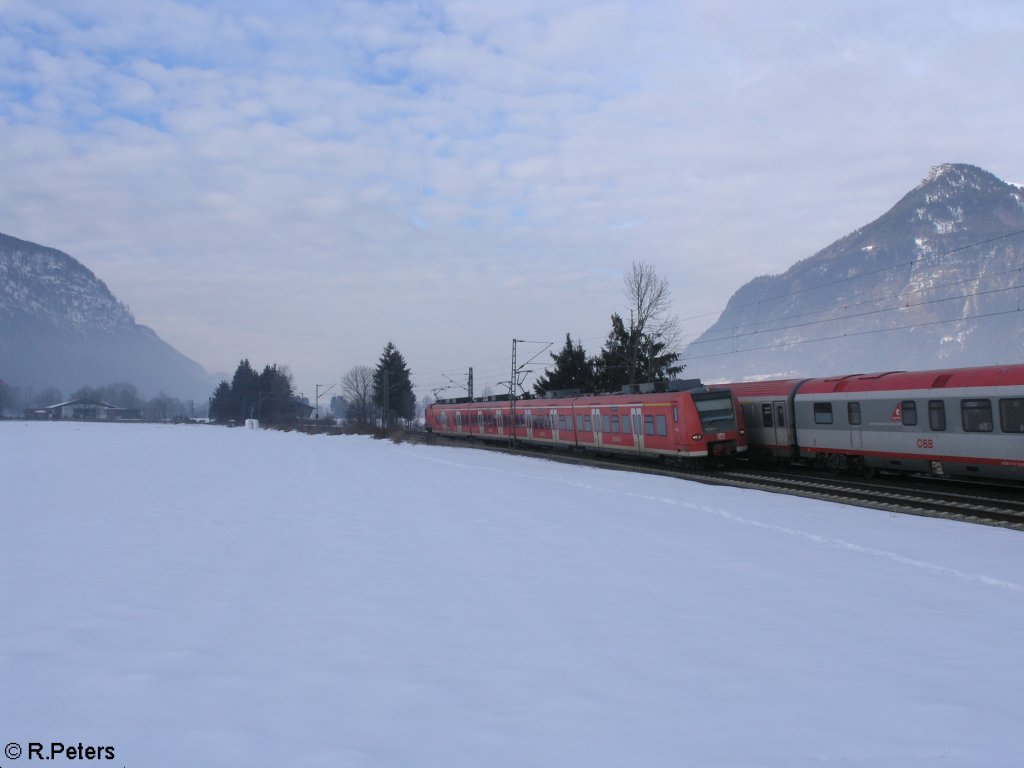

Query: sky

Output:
[2, 1, 1024, 404]
[4, 421, 1024, 766]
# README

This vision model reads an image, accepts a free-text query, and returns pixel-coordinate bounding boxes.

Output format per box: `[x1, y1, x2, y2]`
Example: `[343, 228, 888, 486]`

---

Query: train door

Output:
[848, 401, 863, 449]
[592, 408, 603, 447]
[496, 409, 504, 437]
[551, 408, 560, 444]
[525, 410, 533, 440]
[773, 401, 788, 448]
[631, 406, 644, 454]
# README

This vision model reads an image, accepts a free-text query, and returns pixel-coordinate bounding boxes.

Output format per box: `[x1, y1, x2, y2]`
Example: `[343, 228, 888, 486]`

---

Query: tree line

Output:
[0, 379, 197, 420]
[209, 341, 416, 431]
[532, 261, 683, 396]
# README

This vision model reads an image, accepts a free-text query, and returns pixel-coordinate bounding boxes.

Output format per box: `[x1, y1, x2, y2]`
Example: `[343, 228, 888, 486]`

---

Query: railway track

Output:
[403, 431, 1024, 531]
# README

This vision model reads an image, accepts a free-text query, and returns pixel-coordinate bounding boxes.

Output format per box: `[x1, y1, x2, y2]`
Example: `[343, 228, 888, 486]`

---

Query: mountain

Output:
[685, 163, 1024, 381]
[0, 231, 214, 400]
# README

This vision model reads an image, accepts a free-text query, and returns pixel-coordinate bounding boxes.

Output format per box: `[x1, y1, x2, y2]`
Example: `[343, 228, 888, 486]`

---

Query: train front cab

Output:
[688, 388, 747, 463]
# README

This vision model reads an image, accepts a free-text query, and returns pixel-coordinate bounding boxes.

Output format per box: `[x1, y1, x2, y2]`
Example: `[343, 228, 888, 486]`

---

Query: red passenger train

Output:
[727, 364, 1024, 482]
[425, 383, 747, 465]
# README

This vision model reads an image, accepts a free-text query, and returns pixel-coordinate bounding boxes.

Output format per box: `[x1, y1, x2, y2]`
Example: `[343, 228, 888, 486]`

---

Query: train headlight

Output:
[739, 428, 746, 437]
[691, 433, 703, 441]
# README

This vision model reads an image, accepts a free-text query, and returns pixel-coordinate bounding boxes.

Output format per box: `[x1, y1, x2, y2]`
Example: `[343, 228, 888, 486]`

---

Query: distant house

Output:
[25, 398, 135, 421]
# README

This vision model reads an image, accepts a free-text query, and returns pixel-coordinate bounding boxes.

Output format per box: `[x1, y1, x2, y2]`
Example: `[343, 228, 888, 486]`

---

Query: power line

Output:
[686, 281, 1022, 349]
[676, 227, 1024, 326]
[681, 306, 1022, 362]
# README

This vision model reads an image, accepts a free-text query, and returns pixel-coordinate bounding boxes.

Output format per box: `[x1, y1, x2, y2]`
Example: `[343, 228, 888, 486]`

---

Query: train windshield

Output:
[692, 393, 735, 428]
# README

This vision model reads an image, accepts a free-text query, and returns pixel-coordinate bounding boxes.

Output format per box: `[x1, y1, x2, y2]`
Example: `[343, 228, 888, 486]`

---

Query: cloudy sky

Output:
[2, 0, 1023, 402]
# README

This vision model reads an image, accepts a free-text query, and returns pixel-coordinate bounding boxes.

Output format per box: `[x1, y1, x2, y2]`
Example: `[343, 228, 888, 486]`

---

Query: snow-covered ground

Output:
[2, 422, 1023, 767]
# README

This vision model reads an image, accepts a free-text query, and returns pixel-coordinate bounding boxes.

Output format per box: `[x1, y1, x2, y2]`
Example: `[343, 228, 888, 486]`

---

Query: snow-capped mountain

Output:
[686, 163, 1024, 381]
[0, 231, 213, 399]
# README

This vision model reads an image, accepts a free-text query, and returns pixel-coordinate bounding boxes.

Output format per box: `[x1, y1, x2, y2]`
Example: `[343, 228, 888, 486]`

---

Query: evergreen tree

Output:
[231, 359, 260, 420]
[209, 359, 299, 426]
[592, 313, 633, 391]
[256, 364, 297, 424]
[533, 334, 594, 395]
[210, 381, 234, 423]
[372, 342, 416, 429]
[0, 378, 10, 417]
[592, 313, 682, 392]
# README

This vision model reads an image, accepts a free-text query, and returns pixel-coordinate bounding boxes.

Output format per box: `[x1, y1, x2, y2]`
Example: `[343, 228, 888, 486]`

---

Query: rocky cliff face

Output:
[686, 163, 1024, 380]
[0, 232, 213, 399]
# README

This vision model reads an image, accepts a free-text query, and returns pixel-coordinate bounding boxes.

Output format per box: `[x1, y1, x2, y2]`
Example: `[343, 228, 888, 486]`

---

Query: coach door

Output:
[592, 408, 603, 447]
[550, 408, 560, 444]
[631, 407, 644, 454]
[773, 401, 788, 448]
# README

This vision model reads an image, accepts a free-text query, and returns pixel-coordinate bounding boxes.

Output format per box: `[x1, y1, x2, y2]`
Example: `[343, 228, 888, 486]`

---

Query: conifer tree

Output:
[533, 334, 594, 395]
[373, 342, 416, 429]
[210, 381, 234, 422]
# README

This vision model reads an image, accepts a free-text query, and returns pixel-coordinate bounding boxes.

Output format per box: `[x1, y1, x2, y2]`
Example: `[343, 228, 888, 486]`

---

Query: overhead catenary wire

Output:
[422, 227, 1024, 393]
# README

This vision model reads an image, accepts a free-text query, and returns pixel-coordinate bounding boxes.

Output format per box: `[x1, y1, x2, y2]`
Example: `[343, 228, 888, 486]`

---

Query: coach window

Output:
[961, 399, 993, 432]
[1000, 399, 1024, 433]
[610, 415, 620, 433]
[644, 415, 655, 435]
[928, 400, 946, 431]
[813, 402, 833, 425]
[622, 414, 631, 434]
[656, 415, 668, 436]
[901, 400, 918, 427]
[847, 402, 861, 426]
[602, 415, 611, 433]
[673, 405, 679, 423]
[762, 404, 773, 427]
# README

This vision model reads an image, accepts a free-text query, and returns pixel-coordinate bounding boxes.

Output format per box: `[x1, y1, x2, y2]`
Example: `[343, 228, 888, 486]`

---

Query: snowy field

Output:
[2, 422, 1024, 768]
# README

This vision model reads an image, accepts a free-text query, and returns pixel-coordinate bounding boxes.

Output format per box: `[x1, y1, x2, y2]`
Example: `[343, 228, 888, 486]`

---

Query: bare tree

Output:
[341, 365, 375, 429]
[622, 261, 681, 388]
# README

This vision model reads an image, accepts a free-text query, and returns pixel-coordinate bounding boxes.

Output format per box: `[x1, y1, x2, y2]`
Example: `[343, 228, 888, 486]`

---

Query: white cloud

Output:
[1, 0, 1023, 398]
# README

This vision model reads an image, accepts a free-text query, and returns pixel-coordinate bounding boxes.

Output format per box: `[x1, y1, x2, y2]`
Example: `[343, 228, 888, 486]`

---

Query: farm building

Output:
[24, 398, 139, 421]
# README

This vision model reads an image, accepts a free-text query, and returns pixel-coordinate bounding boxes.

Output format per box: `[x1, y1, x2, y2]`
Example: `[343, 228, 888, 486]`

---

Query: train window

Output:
[847, 402, 861, 426]
[776, 405, 785, 427]
[813, 402, 833, 425]
[656, 415, 668, 436]
[929, 400, 946, 431]
[644, 415, 655, 435]
[901, 400, 917, 427]
[610, 415, 620, 433]
[603, 416, 611, 433]
[673, 405, 679, 423]
[622, 414, 631, 434]
[584, 414, 592, 432]
[1000, 399, 1024, 433]
[961, 399, 993, 432]
[762, 404, 773, 427]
